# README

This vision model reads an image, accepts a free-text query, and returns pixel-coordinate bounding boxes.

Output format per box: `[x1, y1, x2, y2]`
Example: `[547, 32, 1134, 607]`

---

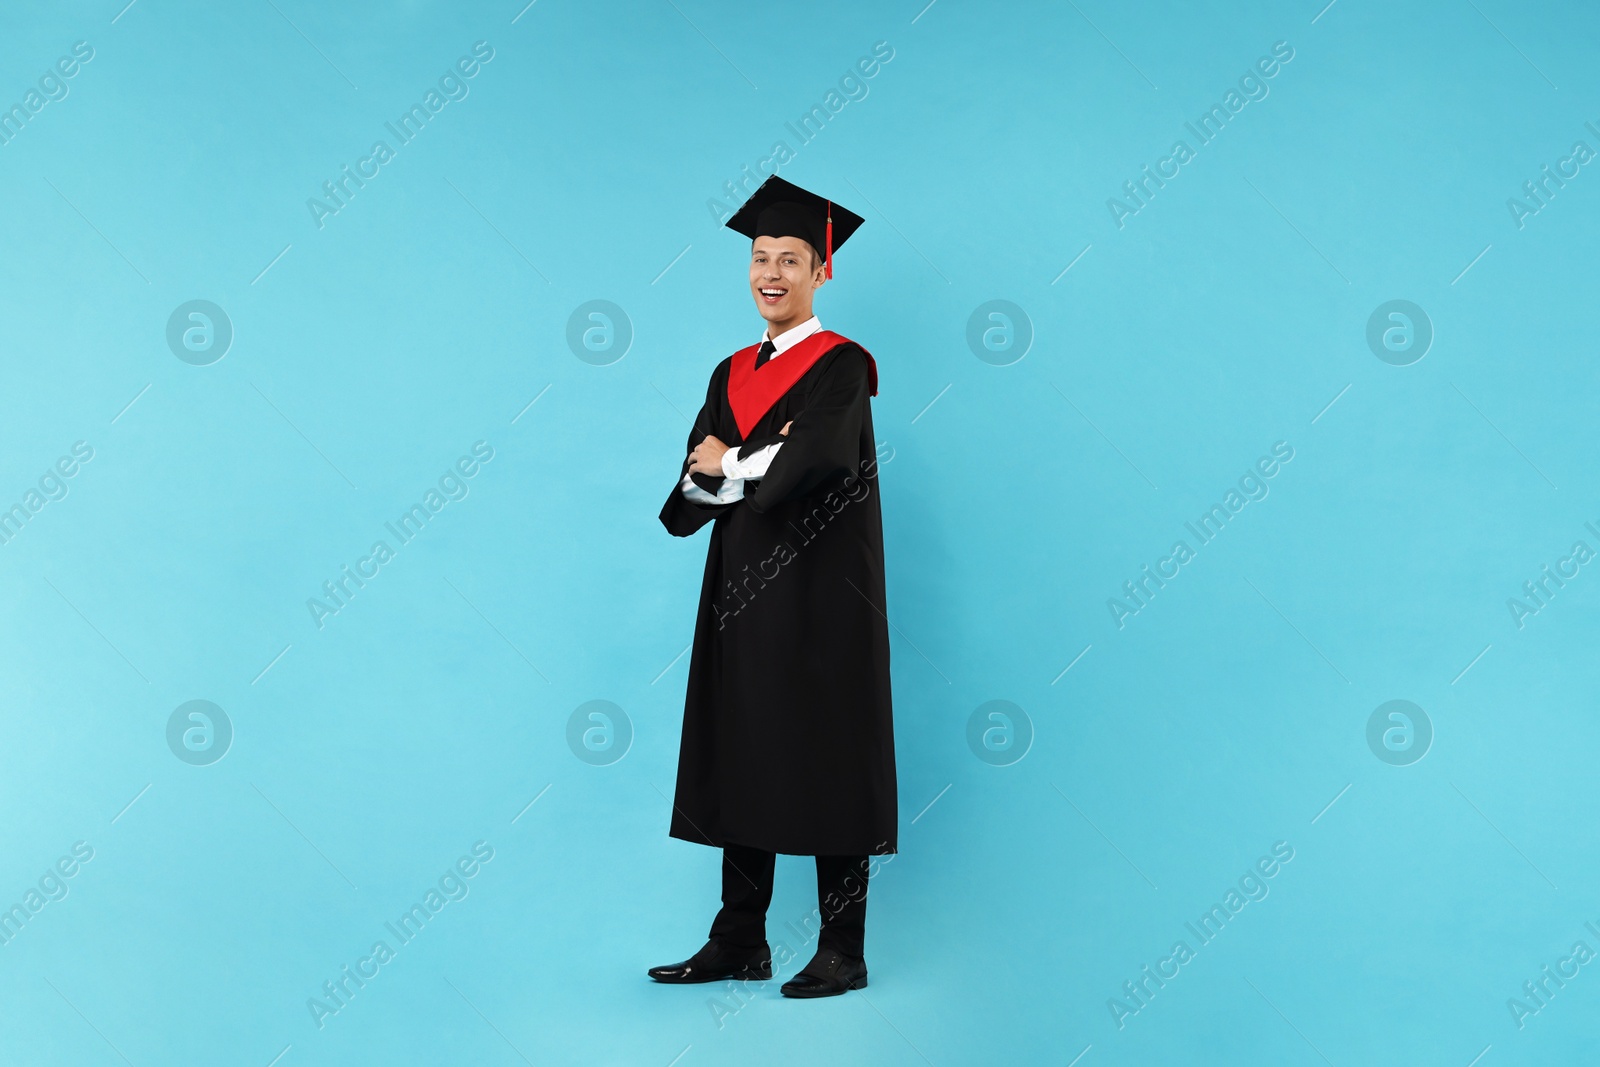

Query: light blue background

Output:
[1, 1, 1597, 1064]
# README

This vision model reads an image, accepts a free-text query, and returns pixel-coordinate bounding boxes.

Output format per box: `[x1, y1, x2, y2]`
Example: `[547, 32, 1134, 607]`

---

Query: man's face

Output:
[750, 236, 825, 325]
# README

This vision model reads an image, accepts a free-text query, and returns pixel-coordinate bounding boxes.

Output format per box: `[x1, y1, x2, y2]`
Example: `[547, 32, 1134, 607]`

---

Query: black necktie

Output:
[754, 339, 776, 370]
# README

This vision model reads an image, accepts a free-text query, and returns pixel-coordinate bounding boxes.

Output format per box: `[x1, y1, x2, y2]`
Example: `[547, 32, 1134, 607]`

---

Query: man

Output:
[652, 176, 898, 998]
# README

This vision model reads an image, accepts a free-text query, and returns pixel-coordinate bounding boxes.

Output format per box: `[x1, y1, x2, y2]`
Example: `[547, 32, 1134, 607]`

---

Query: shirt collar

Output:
[761, 315, 822, 358]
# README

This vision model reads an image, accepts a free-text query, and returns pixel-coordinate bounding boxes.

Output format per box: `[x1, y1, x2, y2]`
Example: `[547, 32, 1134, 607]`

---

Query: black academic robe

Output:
[659, 340, 898, 857]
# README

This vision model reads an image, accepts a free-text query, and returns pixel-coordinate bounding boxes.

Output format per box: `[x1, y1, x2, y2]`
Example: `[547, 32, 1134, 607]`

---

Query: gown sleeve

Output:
[746, 344, 871, 514]
[660, 360, 740, 538]
[735, 432, 787, 461]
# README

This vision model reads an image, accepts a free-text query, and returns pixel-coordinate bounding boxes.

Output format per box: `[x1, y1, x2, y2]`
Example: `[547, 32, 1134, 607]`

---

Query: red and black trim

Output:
[726, 330, 877, 439]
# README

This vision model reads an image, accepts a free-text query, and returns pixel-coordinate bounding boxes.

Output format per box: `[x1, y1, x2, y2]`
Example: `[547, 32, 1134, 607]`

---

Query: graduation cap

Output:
[725, 176, 864, 279]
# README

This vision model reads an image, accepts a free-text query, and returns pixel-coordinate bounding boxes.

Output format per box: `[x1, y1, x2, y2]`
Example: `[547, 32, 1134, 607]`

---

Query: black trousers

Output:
[708, 842, 873, 959]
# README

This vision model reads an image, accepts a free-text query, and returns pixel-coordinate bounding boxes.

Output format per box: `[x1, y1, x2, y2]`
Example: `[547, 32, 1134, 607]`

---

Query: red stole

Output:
[726, 330, 877, 439]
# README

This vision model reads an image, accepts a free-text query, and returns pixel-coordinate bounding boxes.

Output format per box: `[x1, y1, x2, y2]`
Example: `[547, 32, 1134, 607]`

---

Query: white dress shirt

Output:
[680, 315, 821, 506]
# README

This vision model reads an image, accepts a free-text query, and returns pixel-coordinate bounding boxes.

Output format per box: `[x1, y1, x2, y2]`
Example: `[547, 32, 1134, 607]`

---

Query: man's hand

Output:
[688, 434, 730, 475]
[780, 421, 792, 435]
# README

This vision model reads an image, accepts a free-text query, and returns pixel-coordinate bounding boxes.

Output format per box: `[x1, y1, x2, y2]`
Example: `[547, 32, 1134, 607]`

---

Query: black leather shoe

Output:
[648, 938, 773, 984]
[779, 947, 868, 998]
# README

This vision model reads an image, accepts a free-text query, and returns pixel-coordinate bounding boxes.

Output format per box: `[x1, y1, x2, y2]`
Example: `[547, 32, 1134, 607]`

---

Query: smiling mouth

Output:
[758, 287, 787, 304]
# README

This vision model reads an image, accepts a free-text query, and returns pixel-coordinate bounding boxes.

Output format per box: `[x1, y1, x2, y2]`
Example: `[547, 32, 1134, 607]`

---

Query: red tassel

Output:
[825, 200, 834, 279]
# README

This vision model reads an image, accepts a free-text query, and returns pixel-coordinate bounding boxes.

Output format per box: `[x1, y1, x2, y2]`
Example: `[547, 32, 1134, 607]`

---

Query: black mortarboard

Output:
[724, 176, 864, 279]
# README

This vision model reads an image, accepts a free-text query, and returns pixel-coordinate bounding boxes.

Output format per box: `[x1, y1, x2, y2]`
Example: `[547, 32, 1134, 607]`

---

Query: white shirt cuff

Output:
[681, 470, 744, 505]
[724, 441, 781, 481]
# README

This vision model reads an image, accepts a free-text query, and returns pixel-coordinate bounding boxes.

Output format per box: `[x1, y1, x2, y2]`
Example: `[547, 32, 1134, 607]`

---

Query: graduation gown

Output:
[659, 334, 898, 857]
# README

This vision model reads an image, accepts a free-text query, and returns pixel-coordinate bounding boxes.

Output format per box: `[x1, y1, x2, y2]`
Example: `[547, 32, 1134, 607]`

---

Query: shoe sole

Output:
[649, 963, 773, 984]
[779, 974, 868, 999]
